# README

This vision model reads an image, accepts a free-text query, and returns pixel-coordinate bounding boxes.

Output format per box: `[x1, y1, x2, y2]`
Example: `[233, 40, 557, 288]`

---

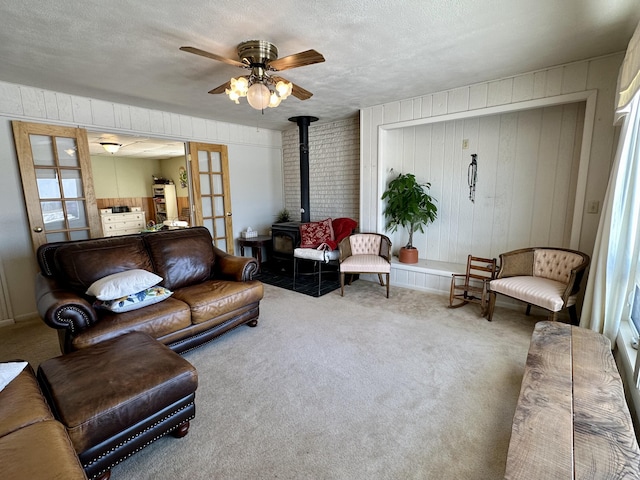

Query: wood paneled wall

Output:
[382, 103, 585, 264]
[362, 54, 622, 278]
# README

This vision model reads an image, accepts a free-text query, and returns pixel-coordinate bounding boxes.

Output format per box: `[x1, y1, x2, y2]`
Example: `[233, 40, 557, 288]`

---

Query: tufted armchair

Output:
[339, 233, 392, 297]
[487, 247, 590, 324]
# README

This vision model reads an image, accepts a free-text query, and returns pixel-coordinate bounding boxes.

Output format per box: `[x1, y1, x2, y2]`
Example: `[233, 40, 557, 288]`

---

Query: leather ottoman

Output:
[37, 332, 198, 480]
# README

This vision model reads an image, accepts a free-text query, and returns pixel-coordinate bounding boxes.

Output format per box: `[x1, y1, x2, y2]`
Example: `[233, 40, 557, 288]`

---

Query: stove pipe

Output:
[289, 116, 318, 223]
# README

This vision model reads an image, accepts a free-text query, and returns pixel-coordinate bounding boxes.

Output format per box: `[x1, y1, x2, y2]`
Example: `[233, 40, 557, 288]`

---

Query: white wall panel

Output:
[361, 54, 620, 295]
[420, 94, 433, 118]
[469, 83, 488, 110]
[432, 92, 448, 116]
[380, 103, 584, 267]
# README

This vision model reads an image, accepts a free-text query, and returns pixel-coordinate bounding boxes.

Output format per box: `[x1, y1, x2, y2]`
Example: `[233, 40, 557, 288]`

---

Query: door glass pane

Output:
[217, 238, 227, 251]
[66, 200, 87, 228]
[41, 201, 65, 230]
[36, 169, 60, 199]
[215, 218, 226, 235]
[212, 174, 222, 193]
[202, 198, 213, 217]
[56, 137, 79, 167]
[46, 232, 67, 243]
[211, 152, 221, 171]
[69, 230, 90, 241]
[214, 197, 224, 216]
[204, 218, 214, 235]
[30, 135, 55, 166]
[198, 151, 209, 172]
[61, 170, 84, 198]
[200, 175, 211, 195]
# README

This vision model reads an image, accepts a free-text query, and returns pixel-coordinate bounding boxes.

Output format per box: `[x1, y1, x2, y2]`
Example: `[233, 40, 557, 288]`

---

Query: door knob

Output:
[33, 227, 43, 232]
[226, 212, 232, 216]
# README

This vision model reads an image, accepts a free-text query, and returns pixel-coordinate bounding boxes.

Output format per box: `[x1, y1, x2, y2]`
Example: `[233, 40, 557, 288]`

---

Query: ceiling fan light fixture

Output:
[276, 80, 292, 99]
[100, 142, 122, 154]
[230, 76, 249, 95]
[246, 82, 271, 110]
[268, 91, 282, 108]
[225, 87, 241, 103]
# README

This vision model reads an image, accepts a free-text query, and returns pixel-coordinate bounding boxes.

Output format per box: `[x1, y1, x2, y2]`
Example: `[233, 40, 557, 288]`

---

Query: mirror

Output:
[87, 131, 191, 229]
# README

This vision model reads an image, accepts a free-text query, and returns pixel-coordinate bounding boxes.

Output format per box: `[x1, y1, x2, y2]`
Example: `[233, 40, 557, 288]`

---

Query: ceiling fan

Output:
[180, 40, 325, 109]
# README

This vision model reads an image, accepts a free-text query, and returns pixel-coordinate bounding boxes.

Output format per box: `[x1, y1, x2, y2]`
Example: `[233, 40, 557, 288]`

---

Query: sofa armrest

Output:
[35, 273, 97, 332]
[212, 246, 258, 281]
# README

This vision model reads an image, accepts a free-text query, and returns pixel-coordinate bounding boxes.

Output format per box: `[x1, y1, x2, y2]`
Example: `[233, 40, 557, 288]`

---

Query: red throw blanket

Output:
[317, 217, 358, 251]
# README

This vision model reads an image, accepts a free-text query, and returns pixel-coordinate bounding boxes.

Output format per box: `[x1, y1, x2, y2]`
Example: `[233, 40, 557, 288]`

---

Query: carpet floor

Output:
[0, 281, 544, 479]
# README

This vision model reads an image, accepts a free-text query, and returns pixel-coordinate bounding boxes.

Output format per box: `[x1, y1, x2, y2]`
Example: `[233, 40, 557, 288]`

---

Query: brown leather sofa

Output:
[35, 226, 264, 354]
[0, 363, 87, 479]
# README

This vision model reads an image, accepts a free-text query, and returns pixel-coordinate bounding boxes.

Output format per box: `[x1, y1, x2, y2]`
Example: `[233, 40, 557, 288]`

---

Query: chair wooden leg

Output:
[487, 292, 496, 321]
[340, 272, 345, 296]
[568, 305, 579, 325]
[317, 260, 322, 296]
[385, 273, 390, 298]
[525, 304, 532, 316]
[377, 273, 385, 286]
[293, 256, 298, 291]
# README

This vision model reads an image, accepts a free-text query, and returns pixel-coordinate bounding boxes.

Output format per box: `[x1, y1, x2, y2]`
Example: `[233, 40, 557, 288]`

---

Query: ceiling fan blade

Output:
[208, 80, 231, 95]
[180, 46, 245, 68]
[272, 75, 313, 100]
[269, 49, 325, 71]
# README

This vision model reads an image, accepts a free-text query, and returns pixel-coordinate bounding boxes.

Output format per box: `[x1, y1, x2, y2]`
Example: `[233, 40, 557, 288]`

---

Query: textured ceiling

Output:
[1, 0, 639, 136]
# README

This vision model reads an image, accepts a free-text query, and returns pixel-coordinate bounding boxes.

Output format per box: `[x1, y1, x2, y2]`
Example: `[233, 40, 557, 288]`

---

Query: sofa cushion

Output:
[172, 279, 264, 324]
[490, 276, 576, 312]
[70, 297, 191, 350]
[0, 421, 87, 480]
[54, 236, 154, 293]
[144, 227, 214, 290]
[0, 366, 54, 439]
[86, 269, 162, 300]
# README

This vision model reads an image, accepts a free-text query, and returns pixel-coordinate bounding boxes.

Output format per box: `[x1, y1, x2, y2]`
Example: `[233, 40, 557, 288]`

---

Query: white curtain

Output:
[618, 21, 640, 111]
[581, 20, 640, 343]
[581, 92, 640, 342]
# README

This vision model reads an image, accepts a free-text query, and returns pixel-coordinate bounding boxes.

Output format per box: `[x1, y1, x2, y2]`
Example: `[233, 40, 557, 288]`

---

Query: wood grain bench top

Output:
[504, 321, 640, 479]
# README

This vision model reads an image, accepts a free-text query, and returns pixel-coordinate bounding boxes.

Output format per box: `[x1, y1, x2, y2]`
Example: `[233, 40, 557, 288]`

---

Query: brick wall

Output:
[282, 116, 360, 223]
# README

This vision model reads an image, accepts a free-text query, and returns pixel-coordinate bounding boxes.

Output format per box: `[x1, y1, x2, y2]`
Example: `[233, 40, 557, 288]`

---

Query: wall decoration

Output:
[179, 167, 188, 188]
[468, 154, 477, 203]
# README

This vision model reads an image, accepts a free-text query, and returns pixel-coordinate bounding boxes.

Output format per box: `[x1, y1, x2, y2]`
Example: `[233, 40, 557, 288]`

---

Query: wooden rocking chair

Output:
[449, 255, 497, 317]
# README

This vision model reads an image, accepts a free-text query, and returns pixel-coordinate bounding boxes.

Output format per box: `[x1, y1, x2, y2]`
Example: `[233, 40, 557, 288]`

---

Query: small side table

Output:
[238, 235, 272, 272]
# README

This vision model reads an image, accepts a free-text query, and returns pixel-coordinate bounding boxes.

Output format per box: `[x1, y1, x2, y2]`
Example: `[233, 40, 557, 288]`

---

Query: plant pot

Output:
[399, 247, 419, 264]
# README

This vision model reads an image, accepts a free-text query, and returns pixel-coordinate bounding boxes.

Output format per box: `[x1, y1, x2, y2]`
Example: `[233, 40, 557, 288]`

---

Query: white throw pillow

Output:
[0, 361, 28, 393]
[86, 269, 162, 300]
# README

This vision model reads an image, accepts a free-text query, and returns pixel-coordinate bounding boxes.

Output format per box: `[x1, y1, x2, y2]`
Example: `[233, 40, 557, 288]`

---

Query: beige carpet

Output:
[0, 281, 544, 479]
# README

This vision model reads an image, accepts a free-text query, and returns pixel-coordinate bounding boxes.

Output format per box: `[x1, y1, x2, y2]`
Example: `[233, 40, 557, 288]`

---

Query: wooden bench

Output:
[505, 321, 640, 479]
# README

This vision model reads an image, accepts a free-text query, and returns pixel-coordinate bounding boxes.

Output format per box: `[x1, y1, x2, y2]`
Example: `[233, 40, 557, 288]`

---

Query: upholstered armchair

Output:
[338, 233, 392, 297]
[293, 217, 357, 295]
[487, 247, 590, 324]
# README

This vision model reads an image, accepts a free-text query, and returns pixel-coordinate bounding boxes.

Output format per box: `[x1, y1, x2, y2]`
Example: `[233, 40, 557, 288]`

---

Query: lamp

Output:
[225, 72, 292, 111]
[100, 142, 122, 154]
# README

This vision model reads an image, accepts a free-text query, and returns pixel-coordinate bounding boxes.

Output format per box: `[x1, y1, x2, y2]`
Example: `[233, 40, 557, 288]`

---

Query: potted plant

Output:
[275, 208, 291, 223]
[381, 173, 438, 263]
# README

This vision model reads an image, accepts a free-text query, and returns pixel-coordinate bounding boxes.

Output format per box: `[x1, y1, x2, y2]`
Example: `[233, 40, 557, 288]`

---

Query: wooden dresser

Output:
[100, 209, 146, 237]
[505, 321, 640, 479]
